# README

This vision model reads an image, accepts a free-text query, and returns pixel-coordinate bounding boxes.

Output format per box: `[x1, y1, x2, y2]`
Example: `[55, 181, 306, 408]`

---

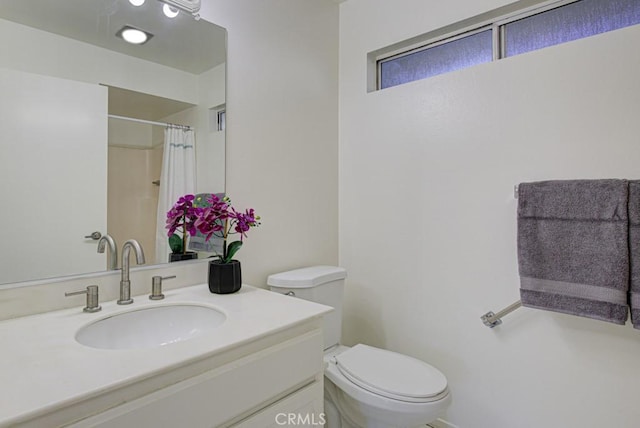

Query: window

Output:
[503, 0, 640, 57]
[374, 0, 640, 91]
[217, 110, 226, 131]
[209, 105, 226, 132]
[379, 29, 492, 90]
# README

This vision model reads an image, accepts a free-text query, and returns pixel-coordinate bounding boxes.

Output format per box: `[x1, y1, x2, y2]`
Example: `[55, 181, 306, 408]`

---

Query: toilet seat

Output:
[333, 344, 448, 403]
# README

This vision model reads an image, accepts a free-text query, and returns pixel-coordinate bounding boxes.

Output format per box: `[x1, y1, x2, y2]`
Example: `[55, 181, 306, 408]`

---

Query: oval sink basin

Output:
[75, 304, 226, 350]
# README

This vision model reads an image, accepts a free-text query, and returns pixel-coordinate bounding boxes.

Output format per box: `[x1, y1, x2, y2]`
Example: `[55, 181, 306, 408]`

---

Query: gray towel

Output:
[628, 181, 640, 328]
[517, 179, 629, 324]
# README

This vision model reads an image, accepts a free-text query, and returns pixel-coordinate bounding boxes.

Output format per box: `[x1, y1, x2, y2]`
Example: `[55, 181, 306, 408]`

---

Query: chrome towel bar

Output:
[481, 300, 522, 328]
[481, 185, 523, 328]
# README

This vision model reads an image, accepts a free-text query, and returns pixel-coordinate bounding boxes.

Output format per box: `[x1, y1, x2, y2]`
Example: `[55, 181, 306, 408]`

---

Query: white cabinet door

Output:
[0, 68, 108, 283]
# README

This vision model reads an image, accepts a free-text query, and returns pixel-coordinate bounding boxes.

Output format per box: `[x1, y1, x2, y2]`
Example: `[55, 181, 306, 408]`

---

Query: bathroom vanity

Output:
[0, 284, 331, 427]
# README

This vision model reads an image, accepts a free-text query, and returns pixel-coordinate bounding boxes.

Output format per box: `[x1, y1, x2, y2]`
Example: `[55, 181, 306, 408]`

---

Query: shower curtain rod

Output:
[108, 114, 193, 130]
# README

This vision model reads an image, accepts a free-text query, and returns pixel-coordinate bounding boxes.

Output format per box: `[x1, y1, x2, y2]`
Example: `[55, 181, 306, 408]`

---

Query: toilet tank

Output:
[267, 266, 347, 350]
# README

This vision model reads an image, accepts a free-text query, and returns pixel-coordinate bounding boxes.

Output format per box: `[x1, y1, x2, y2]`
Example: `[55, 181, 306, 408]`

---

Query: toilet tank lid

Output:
[267, 266, 347, 288]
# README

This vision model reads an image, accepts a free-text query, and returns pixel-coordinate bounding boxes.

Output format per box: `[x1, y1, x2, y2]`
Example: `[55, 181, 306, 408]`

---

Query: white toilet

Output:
[267, 266, 451, 428]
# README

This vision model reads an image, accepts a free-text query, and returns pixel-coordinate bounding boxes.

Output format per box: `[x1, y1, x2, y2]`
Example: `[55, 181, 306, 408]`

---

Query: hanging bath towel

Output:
[627, 181, 640, 329]
[517, 179, 629, 324]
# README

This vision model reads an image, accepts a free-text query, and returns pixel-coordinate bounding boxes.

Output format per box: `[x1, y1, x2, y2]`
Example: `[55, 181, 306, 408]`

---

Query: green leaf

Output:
[224, 241, 243, 262]
[168, 233, 183, 253]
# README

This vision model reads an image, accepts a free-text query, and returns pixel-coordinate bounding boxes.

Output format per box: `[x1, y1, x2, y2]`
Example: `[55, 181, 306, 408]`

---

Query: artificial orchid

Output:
[194, 194, 261, 263]
[166, 194, 260, 262]
[166, 194, 201, 254]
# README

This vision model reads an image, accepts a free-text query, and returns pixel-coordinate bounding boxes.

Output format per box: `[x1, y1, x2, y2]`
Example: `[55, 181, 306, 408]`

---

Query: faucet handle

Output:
[65, 285, 102, 313]
[149, 275, 176, 300]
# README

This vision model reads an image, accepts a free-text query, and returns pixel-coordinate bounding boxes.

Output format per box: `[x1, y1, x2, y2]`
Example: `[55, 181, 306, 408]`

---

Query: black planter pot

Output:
[208, 260, 242, 294]
[169, 251, 198, 263]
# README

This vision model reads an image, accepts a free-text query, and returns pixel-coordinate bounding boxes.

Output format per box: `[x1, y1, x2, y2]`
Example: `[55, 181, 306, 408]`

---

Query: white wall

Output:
[0, 18, 199, 104]
[339, 1, 640, 427]
[198, 1, 340, 285]
[196, 63, 227, 194]
[0, 68, 108, 283]
[108, 119, 154, 149]
[160, 63, 227, 195]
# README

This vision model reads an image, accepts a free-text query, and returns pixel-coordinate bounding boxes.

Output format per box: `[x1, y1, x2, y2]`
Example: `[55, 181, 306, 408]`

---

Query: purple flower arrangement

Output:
[166, 194, 200, 255]
[166, 194, 260, 263]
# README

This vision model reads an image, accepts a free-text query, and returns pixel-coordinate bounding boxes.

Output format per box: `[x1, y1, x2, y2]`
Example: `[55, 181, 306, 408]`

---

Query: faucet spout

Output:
[97, 234, 118, 270]
[118, 239, 146, 305]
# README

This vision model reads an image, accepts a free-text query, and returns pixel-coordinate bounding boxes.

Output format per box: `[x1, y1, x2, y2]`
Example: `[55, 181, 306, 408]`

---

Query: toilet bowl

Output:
[267, 266, 452, 428]
[323, 344, 451, 428]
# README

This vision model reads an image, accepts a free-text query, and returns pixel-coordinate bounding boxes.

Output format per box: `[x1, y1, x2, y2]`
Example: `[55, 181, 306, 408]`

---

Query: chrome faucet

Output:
[118, 239, 146, 305]
[97, 234, 118, 270]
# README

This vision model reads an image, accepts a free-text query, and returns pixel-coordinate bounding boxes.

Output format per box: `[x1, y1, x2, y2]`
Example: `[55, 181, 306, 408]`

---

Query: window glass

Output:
[504, 0, 640, 57]
[379, 30, 492, 90]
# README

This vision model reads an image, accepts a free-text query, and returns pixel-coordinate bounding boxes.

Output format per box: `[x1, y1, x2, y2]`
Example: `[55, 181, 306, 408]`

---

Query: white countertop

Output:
[0, 284, 332, 426]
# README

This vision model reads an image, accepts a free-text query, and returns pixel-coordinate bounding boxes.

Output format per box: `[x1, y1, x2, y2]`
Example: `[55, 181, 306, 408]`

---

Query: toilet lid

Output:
[334, 344, 448, 403]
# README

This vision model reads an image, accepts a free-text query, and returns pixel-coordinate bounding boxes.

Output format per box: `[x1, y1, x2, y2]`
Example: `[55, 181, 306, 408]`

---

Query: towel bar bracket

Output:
[481, 311, 502, 328]
[481, 300, 523, 328]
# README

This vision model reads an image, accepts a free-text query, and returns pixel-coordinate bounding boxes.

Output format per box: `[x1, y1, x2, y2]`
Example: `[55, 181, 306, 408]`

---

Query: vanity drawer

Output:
[69, 328, 323, 428]
[229, 381, 324, 428]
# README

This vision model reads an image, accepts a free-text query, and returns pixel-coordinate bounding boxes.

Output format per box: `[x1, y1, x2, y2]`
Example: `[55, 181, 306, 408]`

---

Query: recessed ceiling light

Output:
[163, 4, 179, 18]
[128, 0, 145, 6]
[116, 26, 153, 45]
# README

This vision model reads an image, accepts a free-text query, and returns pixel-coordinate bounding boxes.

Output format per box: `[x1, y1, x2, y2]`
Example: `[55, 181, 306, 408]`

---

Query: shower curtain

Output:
[155, 126, 196, 264]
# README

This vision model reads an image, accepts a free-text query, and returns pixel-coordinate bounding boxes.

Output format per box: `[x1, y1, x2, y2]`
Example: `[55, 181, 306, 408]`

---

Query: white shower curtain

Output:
[155, 126, 196, 264]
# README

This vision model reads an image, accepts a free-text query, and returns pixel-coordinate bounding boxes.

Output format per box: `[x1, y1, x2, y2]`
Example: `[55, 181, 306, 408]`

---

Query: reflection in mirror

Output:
[0, 0, 226, 286]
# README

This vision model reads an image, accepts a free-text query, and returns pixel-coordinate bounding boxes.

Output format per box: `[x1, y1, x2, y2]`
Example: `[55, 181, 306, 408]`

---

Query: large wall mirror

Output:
[0, 0, 226, 286]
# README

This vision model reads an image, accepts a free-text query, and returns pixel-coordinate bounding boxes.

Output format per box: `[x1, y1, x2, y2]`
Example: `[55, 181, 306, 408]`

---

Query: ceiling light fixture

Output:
[129, 0, 146, 6]
[158, 0, 201, 15]
[116, 26, 153, 45]
[162, 4, 180, 18]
